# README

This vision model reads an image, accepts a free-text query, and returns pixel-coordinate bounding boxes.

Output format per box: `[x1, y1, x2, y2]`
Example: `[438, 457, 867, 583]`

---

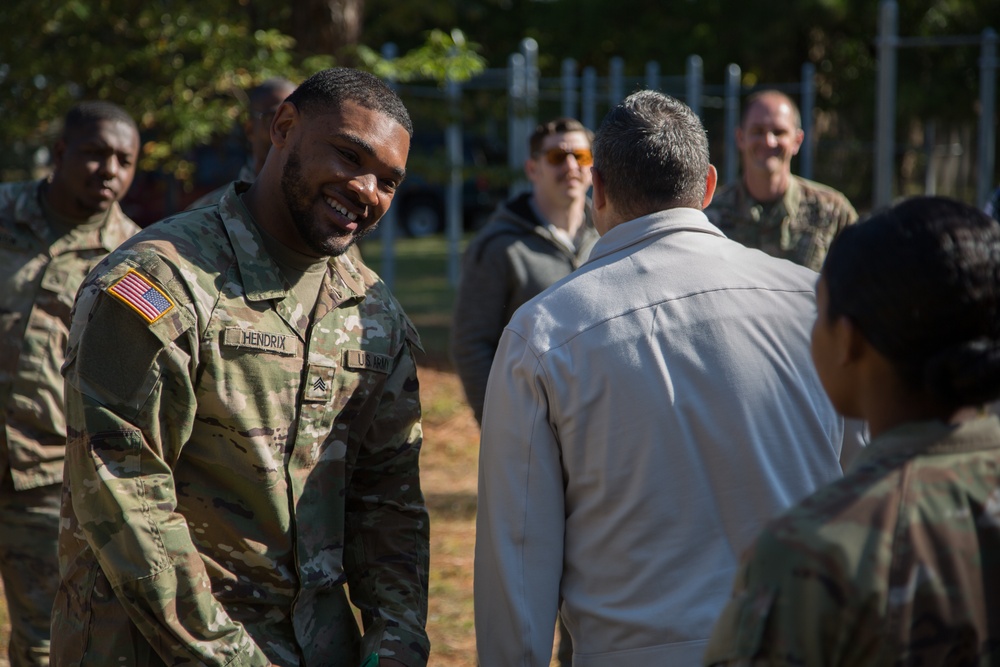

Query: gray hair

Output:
[592, 90, 710, 218]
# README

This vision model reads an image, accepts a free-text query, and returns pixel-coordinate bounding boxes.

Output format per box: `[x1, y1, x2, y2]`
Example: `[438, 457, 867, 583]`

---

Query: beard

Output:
[280, 148, 378, 257]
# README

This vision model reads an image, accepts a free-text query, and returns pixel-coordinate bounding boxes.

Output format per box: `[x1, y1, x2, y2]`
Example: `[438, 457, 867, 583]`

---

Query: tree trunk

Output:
[291, 0, 364, 57]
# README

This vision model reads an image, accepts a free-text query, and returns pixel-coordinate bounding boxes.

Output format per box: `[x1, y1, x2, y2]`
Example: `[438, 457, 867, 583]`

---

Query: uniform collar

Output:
[587, 207, 726, 264]
[851, 414, 1000, 472]
[217, 182, 366, 304]
[15, 179, 135, 253]
[735, 175, 802, 225]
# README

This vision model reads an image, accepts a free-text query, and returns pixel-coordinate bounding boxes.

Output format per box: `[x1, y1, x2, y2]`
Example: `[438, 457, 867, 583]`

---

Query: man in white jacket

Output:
[474, 90, 855, 666]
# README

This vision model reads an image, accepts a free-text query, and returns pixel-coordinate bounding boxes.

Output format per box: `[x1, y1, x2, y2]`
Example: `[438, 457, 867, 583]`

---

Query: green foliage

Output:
[361, 0, 1000, 208]
[357, 29, 486, 84]
[0, 2, 483, 181]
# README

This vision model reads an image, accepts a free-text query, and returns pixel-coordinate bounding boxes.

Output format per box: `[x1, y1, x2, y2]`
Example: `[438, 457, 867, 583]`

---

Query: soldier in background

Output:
[706, 90, 858, 271]
[52, 68, 429, 667]
[0, 101, 140, 666]
[705, 196, 1000, 665]
[188, 77, 297, 209]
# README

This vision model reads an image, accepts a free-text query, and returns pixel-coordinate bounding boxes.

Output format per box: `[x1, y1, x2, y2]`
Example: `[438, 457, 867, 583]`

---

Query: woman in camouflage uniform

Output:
[706, 196, 1000, 666]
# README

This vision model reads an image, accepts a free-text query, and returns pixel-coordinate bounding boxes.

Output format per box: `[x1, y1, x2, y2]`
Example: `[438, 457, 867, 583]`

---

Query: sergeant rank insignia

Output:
[108, 269, 175, 324]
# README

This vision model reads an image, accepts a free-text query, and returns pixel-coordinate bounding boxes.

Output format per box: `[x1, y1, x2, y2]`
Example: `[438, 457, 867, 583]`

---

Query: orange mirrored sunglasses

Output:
[538, 147, 593, 167]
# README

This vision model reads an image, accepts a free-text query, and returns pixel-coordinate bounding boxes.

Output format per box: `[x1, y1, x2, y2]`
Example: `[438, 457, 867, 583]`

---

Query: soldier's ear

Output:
[52, 137, 67, 171]
[270, 101, 296, 149]
[791, 128, 805, 156]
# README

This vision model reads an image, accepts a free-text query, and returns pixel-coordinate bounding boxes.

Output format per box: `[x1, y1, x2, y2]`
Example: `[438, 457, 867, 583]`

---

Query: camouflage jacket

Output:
[53, 184, 430, 667]
[704, 415, 1000, 666]
[0, 179, 139, 490]
[705, 175, 858, 272]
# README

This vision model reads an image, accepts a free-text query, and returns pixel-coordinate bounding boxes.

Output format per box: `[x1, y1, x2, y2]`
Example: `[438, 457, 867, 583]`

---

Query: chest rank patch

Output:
[223, 327, 297, 356]
[107, 269, 175, 324]
[344, 349, 392, 375]
[304, 366, 335, 402]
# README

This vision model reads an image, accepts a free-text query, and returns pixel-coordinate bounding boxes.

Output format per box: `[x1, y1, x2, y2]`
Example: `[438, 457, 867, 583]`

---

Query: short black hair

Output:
[62, 101, 138, 141]
[529, 117, 593, 155]
[823, 196, 1000, 408]
[285, 68, 412, 137]
[593, 90, 709, 218]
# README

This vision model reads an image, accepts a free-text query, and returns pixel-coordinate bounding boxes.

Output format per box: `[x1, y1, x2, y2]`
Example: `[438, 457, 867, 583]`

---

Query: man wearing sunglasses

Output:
[452, 117, 599, 426]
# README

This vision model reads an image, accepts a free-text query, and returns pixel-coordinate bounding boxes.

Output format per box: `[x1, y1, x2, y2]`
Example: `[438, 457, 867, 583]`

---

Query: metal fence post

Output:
[582, 66, 598, 131]
[686, 55, 703, 118]
[522, 38, 540, 159]
[645, 61, 660, 92]
[609, 57, 625, 106]
[446, 75, 463, 288]
[379, 42, 398, 288]
[724, 63, 741, 185]
[508, 52, 528, 196]
[800, 61, 816, 181]
[562, 58, 578, 119]
[875, 0, 898, 208]
[978, 28, 997, 207]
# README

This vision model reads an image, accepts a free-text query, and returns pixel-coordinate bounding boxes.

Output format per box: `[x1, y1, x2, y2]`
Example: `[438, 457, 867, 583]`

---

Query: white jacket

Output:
[475, 207, 850, 666]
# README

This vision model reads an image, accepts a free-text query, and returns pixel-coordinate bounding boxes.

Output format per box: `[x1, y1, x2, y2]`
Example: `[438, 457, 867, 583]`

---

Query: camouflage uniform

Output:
[705, 176, 858, 272]
[52, 183, 430, 667]
[0, 179, 139, 667]
[704, 415, 1000, 666]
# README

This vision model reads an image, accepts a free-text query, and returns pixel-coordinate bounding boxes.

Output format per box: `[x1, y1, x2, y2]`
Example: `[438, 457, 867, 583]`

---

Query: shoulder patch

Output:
[107, 269, 175, 324]
[223, 327, 299, 356]
[344, 349, 392, 374]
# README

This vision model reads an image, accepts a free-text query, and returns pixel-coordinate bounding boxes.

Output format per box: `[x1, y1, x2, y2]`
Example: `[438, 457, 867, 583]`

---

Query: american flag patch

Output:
[107, 270, 175, 324]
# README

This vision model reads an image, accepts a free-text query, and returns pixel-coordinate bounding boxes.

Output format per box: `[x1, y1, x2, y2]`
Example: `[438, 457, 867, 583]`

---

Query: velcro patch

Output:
[344, 349, 391, 374]
[107, 270, 175, 324]
[303, 365, 335, 402]
[223, 327, 298, 356]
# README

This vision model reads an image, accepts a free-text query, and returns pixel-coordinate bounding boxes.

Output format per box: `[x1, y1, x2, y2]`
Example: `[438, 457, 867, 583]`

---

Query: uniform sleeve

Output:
[63, 281, 270, 666]
[835, 195, 859, 234]
[474, 328, 565, 667]
[451, 236, 516, 423]
[702, 528, 876, 667]
[344, 340, 430, 667]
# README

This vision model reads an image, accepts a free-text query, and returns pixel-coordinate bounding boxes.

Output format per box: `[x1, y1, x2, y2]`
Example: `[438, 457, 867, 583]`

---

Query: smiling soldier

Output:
[52, 69, 429, 667]
[706, 90, 858, 271]
[0, 100, 140, 667]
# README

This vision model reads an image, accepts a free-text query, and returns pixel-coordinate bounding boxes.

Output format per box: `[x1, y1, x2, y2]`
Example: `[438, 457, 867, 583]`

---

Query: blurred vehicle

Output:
[393, 132, 511, 237]
[120, 136, 246, 227]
